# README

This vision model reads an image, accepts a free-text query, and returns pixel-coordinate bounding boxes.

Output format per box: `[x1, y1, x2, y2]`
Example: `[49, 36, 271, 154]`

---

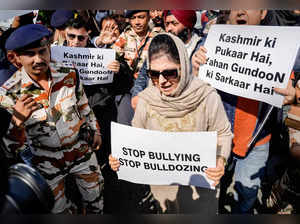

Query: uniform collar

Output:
[20, 66, 51, 93]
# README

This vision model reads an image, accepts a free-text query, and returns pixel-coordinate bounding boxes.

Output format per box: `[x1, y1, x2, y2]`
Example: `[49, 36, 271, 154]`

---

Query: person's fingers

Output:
[109, 61, 118, 67]
[109, 158, 120, 171]
[26, 100, 38, 109]
[107, 61, 120, 73]
[104, 22, 110, 31]
[23, 97, 35, 105]
[111, 161, 120, 167]
[109, 154, 115, 161]
[19, 94, 33, 101]
[205, 175, 220, 184]
[205, 170, 223, 179]
[205, 172, 223, 183]
[274, 79, 295, 96]
[193, 56, 205, 67]
[199, 46, 207, 53]
[27, 104, 41, 114]
[274, 87, 289, 96]
[108, 22, 114, 31]
[112, 26, 118, 32]
[109, 155, 118, 164]
[194, 47, 207, 61]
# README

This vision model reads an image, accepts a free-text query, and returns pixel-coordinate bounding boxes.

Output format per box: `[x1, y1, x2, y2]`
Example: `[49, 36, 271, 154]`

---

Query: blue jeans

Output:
[232, 142, 269, 213]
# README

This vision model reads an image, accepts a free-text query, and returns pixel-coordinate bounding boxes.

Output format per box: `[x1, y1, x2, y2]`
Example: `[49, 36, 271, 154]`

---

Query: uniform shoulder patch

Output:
[1, 70, 22, 92]
[50, 62, 76, 77]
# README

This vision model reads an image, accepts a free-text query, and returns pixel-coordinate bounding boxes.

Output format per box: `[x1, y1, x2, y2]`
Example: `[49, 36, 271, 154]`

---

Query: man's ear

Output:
[261, 10, 268, 21]
[6, 51, 15, 62]
[10, 51, 22, 68]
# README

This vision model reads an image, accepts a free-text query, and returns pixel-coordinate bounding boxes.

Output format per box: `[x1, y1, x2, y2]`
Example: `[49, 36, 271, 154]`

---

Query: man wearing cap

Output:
[130, 10, 204, 110]
[50, 10, 75, 46]
[164, 10, 202, 58]
[0, 24, 103, 214]
[112, 10, 162, 80]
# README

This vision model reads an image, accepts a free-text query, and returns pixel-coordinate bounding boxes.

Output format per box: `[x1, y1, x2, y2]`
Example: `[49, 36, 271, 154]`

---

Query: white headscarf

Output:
[139, 33, 216, 118]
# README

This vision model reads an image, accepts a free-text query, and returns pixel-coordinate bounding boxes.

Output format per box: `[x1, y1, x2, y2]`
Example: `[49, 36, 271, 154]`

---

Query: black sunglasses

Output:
[67, 33, 88, 42]
[147, 69, 179, 81]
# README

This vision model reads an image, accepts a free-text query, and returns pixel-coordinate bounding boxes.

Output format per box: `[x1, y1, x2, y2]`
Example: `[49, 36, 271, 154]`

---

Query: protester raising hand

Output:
[96, 18, 120, 47]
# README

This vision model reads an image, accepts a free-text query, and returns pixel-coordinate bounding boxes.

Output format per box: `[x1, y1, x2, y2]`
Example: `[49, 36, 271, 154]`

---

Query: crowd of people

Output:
[0, 9, 299, 215]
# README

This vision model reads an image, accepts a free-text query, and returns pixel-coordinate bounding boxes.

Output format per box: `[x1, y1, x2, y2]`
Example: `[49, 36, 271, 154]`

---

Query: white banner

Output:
[0, 10, 33, 21]
[51, 46, 115, 85]
[111, 122, 217, 190]
[0, 10, 33, 30]
[198, 24, 300, 108]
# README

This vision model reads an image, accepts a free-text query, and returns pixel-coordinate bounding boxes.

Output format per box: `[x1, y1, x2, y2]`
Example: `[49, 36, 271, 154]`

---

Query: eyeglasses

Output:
[147, 69, 179, 81]
[66, 33, 88, 42]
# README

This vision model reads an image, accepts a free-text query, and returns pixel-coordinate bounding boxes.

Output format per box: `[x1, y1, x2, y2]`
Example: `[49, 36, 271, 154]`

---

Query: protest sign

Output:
[198, 25, 300, 108]
[51, 46, 115, 85]
[0, 10, 33, 30]
[111, 122, 217, 190]
[0, 10, 32, 21]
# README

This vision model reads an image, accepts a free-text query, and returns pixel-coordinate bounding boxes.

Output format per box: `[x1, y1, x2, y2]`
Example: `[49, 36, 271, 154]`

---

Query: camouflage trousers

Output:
[30, 140, 104, 214]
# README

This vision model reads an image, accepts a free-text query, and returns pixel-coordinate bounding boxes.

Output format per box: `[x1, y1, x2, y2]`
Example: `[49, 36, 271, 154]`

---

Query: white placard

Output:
[51, 46, 115, 85]
[198, 24, 300, 108]
[0, 10, 33, 30]
[0, 10, 33, 21]
[111, 122, 217, 190]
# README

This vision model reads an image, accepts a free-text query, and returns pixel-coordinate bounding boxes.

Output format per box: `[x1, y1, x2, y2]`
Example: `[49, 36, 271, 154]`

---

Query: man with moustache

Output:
[0, 24, 103, 214]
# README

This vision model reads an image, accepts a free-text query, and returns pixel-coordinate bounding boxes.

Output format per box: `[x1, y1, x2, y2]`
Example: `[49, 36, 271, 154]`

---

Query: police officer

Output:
[50, 10, 75, 46]
[0, 24, 104, 214]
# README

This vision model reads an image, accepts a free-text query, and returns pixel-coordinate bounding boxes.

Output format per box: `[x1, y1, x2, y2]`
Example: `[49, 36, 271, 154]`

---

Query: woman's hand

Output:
[107, 60, 120, 73]
[108, 154, 120, 171]
[204, 156, 225, 187]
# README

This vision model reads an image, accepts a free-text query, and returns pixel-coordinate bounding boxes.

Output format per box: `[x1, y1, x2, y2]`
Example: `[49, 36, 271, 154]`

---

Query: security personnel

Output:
[50, 10, 75, 46]
[0, 24, 104, 214]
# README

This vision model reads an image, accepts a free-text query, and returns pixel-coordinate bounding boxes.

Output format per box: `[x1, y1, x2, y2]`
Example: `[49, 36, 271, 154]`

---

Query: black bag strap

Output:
[131, 36, 150, 74]
[74, 68, 81, 102]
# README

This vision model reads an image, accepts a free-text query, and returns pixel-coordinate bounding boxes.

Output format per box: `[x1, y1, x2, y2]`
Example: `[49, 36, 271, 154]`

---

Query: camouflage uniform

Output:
[112, 25, 163, 79]
[0, 62, 103, 214]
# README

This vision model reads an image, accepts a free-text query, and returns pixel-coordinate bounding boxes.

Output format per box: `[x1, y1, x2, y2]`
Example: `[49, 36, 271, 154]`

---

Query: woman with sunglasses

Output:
[109, 33, 232, 213]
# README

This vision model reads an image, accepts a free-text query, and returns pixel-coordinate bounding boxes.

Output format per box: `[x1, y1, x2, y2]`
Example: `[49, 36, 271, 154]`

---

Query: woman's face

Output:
[149, 54, 180, 96]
